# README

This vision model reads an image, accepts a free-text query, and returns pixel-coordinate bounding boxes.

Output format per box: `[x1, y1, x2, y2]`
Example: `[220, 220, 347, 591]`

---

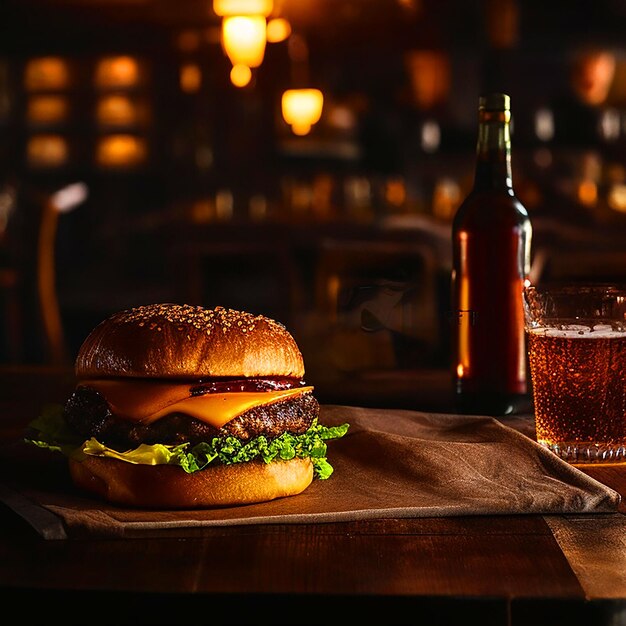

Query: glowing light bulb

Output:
[281, 89, 324, 136]
[222, 15, 266, 68]
[230, 64, 252, 87]
[266, 18, 291, 43]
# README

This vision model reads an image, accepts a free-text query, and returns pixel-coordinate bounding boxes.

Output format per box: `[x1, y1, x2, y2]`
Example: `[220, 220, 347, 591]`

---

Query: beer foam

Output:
[528, 324, 626, 338]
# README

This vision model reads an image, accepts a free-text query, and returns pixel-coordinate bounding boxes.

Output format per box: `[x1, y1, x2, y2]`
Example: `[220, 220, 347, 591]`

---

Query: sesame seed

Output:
[112, 303, 288, 337]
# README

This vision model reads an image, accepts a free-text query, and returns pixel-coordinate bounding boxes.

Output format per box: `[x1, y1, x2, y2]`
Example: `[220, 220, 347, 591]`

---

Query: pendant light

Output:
[281, 89, 324, 136]
[281, 34, 324, 136]
[214, 0, 273, 88]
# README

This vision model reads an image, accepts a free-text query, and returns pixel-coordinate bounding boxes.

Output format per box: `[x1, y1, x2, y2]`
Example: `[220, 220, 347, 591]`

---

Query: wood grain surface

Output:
[1, 366, 624, 626]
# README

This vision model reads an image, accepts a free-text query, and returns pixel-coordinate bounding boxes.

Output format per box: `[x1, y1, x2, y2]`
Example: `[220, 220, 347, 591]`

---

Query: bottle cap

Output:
[479, 93, 510, 112]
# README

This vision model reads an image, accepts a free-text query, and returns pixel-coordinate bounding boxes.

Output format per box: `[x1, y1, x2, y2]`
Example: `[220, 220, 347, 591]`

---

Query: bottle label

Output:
[449, 309, 478, 326]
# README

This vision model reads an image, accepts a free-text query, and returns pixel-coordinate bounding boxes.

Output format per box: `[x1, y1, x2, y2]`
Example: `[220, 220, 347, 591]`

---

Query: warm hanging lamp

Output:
[281, 34, 324, 136]
[281, 89, 324, 136]
[214, 0, 273, 87]
[221, 15, 267, 69]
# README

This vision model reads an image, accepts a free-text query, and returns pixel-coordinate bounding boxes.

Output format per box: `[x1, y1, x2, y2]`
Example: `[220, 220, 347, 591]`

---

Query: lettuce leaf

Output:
[25, 404, 349, 480]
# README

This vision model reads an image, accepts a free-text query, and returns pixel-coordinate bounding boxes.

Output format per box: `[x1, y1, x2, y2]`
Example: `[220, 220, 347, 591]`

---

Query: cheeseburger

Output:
[26, 304, 348, 508]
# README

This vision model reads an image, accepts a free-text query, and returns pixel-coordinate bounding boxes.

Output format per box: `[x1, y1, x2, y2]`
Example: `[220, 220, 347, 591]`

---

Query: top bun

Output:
[75, 304, 305, 379]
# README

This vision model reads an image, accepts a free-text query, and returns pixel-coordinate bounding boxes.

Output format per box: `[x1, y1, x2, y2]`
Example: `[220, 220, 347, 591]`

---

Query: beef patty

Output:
[64, 385, 319, 452]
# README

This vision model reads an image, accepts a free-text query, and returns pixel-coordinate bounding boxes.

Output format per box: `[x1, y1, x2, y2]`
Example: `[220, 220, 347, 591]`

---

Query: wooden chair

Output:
[36, 182, 183, 365]
[36, 185, 91, 365]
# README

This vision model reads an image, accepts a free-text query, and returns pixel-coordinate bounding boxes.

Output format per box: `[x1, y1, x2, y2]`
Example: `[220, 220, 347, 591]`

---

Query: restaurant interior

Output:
[1, 0, 626, 391]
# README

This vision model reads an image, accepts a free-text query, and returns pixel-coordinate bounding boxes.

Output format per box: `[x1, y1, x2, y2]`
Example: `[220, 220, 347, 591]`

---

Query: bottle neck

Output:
[473, 109, 513, 192]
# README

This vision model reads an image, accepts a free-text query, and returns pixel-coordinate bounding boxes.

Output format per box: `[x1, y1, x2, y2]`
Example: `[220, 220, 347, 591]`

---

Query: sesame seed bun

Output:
[75, 304, 305, 380]
[63, 303, 323, 510]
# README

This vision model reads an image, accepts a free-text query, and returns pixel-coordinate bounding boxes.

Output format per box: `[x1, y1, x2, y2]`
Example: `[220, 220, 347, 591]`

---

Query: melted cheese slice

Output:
[80, 379, 313, 429]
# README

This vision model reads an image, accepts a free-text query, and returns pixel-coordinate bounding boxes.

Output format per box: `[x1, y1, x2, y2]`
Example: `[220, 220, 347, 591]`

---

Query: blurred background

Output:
[1, 0, 626, 388]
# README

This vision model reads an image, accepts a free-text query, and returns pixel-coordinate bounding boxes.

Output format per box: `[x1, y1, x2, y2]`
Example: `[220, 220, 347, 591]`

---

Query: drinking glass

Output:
[524, 284, 626, 464]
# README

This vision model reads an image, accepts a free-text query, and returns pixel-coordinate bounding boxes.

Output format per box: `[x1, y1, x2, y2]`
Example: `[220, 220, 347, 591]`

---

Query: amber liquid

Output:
[452, 194, 529, 415]
[528, 328, 626, 462]
[451, 102, 531, 416]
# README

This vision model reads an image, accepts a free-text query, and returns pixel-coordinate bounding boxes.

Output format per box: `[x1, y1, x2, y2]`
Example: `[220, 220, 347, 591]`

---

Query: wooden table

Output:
[1, 366, 625, 626]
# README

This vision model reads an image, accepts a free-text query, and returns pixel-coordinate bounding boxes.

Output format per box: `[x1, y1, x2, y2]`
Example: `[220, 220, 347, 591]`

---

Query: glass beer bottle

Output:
[451, 93, 532, 415]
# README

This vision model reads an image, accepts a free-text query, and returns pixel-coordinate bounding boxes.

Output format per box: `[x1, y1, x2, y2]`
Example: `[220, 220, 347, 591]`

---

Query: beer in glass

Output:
[524, 284, 626, 463]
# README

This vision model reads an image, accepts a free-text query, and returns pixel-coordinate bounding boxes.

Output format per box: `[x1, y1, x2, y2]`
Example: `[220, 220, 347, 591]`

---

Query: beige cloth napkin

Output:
[0, 405, 620, 539]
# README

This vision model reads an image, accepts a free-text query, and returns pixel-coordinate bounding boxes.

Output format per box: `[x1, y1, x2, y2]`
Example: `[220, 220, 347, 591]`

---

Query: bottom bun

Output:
[69, 456, 314, 509]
